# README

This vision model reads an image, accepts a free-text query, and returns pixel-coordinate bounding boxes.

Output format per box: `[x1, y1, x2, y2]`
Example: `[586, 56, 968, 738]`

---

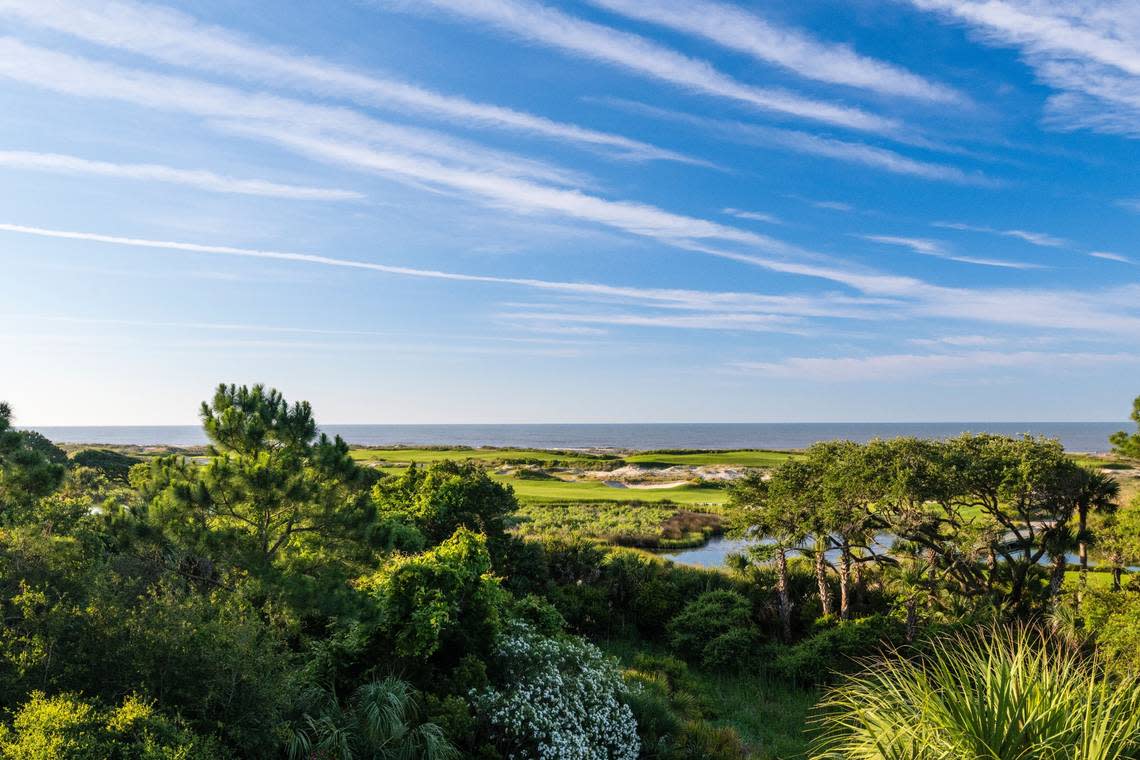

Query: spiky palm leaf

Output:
[812, 627, 1140, 760]
[287, 678, 457, 760]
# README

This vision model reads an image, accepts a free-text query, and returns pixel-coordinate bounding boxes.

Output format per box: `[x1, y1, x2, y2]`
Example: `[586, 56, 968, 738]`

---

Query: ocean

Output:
[23, 421, 1125, 452]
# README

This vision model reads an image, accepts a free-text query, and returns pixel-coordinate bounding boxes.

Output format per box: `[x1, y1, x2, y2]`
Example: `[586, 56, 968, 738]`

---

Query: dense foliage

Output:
[0, 386, 1138, 758]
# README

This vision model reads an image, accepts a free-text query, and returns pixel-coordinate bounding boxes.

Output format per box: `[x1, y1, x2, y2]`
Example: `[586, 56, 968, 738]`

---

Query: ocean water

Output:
[23, 421, 1124, 452]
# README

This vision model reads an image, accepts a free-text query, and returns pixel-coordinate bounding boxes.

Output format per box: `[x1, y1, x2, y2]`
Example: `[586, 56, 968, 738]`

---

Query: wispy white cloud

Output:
[0, 0, 701, 165]
[1089, 250, 1134, 264]
[0, 38, 1011, 297]
[0, 149, 362, 200]
[771, 130, 997, 186]
[603, 99, 994, 184]
[1117, 198, 1140, 213]
[859, 233, 1043, 269]
[4, 332, 587, 358]
[0, 39, 588, 188]
[0, 41, 848, 263]
[723, 208, 782, 225]
[0, 222, 867, 319]
[933, 221, 1068, 248]
[6, 314, 602, 350]
[908, 335, 1007, 347]
[495, 310, 807, 333]
[399, 0, 899, 133]
[910, 0, 1140, 138]
[5, 221, 1140, 339]
[860, 234, 945, 256]
[914, 285, 1140, 335]
[811, 200, 854, 212]
[215, 121, 841, 260]
[588, 0, 961, 103]
[734, 350, 1140, 381]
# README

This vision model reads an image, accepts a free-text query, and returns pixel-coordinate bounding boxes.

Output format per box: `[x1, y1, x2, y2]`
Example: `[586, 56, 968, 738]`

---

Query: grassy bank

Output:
[599, 636, 817, 759]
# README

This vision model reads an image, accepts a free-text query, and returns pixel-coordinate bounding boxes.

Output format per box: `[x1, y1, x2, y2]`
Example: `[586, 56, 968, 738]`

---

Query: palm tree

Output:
[1076, 470, 1120, 605]
[1044, 523, 1077, 611]
[811, 627, 1140, 760]
[287, 678, 457, 760]
[886, 539, 930, 643]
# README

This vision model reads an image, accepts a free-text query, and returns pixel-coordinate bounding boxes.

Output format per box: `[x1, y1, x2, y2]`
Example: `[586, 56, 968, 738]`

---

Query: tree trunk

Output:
[776, 546, 792, 642]
[1049, 554, 1066, 609]
[1009, 564, 1027, 611]
[814, 538, 832, 618]
[1111, 551, 1124, 591]
[1077, 507, 1089, 608]
[905, 597, 918, 643]
[838, 548, 851, 620]
[852, 550, 865, 607]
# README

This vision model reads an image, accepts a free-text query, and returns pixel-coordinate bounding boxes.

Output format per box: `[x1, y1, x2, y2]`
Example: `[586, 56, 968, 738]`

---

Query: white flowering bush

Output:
[472, 623, 640, 760]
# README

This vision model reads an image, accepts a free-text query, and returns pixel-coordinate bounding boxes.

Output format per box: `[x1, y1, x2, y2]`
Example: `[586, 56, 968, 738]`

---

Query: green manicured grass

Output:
[1063, 570, 1118, 591]
[625, 449, 797, 468]
[497, 475, 728, 506]
[599, 637, 817, 759]
[356, 456, 730, 508]
[1070, 454, 1134, 470]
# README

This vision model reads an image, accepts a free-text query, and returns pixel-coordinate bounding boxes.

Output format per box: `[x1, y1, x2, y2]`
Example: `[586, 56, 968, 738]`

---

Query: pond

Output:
[659, 535, 1100, 570]
[659, 534, 897, 569]
[657, 536, 757, 568]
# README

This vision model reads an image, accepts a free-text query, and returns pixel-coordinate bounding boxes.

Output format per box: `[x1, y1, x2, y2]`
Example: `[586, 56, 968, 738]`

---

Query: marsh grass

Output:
[513, 502, 731, 548]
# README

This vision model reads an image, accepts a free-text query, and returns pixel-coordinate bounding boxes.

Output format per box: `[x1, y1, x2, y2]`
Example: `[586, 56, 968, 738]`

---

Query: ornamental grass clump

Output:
[473, 623, 640, 760]
[811, 626, 1140, 760]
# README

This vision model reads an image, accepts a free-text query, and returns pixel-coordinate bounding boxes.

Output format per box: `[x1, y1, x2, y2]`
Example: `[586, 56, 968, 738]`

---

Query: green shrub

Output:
[1082, 589, 1140, 676]
[623, 675, 683, 758]
[701, 626, 761, 671]
[70, 449, 142, 484]
[0, 692, 218, 760]
[509, 593, 566, 636]
[372, 461, 516, 546]
[667, 590, 754, 668]
[0, 529, 293, 756]
[357, 527, 507, 662]
[672, 720, 748, 760]
[623, 654, 749, 760]
[773, 614, 901, 684]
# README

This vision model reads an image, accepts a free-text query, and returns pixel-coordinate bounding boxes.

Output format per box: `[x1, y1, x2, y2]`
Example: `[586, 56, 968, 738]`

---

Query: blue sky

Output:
[1, 0, 1138, 425]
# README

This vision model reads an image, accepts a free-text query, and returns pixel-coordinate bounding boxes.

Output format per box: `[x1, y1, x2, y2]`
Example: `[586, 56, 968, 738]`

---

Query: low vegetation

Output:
[1, 389, 1139, 758]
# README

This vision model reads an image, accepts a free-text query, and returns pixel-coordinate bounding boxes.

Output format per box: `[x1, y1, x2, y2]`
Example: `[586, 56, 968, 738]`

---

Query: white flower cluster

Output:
[473, 624, 640, 760]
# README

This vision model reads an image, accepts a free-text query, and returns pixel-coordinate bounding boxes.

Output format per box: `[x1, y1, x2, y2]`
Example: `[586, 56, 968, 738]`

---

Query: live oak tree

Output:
[744, 434, 1094, 622]
[1111, 395, 1140, 459]
[139, 384, 365, 564]
[809, 441, 886, 620]
[939, 434, 1085, 612]
[730, 465, 809, 641]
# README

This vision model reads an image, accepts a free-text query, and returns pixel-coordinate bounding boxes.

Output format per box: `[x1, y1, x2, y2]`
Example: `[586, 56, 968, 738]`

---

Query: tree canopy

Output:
[1111, 395, 1140, 459]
